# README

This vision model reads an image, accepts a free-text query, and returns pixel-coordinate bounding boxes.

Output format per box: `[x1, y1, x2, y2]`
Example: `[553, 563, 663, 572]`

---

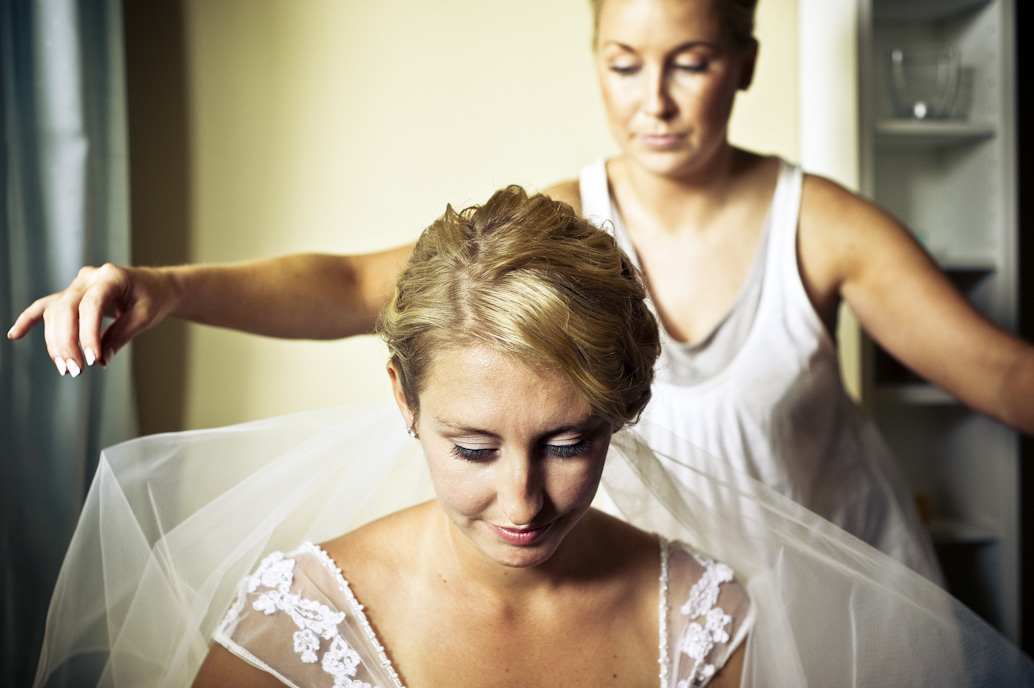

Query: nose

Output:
[643, 67, 675, 119]
[499, 454, 543, 527]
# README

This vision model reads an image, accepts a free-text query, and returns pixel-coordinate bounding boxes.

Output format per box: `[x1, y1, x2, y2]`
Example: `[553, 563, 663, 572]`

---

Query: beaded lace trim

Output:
[238, 545, 404, 688]
[677, 552, 735, 687]
[231, 539, 733, 688]
[309, 544, 406, 688]
[658, 536, 672, 686]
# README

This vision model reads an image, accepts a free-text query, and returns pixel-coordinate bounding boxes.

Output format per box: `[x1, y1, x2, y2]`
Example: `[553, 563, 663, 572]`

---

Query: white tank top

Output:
[580, 158, 942, 582]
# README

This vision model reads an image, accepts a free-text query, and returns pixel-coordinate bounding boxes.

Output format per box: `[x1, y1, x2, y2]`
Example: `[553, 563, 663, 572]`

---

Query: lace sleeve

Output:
[663, 540, 753, 688]
[212, 544, 403, 688]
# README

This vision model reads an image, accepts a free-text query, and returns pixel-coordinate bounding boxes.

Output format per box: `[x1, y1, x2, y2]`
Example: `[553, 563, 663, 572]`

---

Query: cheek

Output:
[598, 76, 637, 122]
[549, 455, 607, 508]
[685, 71, 740, 119]
[425, 455, 493, 517]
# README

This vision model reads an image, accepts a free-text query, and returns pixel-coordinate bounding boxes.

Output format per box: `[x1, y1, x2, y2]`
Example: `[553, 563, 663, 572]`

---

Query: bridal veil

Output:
[33, 402, 1033, 686]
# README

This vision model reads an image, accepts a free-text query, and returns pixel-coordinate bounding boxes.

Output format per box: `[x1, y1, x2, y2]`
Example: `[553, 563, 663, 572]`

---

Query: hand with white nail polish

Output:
[8, 263, 184, 376]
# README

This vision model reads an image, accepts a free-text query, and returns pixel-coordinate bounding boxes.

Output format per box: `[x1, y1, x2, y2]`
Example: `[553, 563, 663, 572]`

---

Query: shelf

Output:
[874, 119, 995, 149]
[873, 384, 956, 406]
[873, 0, 991, 24]
[937, 257, 997, 273]
[929, 518, 999, 545]
[861, 0, 1021, 644]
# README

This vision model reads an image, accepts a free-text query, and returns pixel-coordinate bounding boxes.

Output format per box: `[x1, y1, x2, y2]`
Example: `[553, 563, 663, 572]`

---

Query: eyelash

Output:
[608, 63, 708, 76]
[677, 62, 708, 73]
[450, 440, 591, 462]
[451, 446, 495, 462]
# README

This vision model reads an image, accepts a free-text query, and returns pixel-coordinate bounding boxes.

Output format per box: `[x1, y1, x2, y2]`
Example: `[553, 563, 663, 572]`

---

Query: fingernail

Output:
[85, 347, 97, 366]
[55, 358, 68, 376]
[67, 360, 82, 378]
[6, 327, 14, 339]
[104, 348, 115, 367]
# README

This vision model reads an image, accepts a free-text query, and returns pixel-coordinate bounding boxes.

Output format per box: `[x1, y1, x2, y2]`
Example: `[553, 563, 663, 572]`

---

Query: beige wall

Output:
[129, 0, 801, 432]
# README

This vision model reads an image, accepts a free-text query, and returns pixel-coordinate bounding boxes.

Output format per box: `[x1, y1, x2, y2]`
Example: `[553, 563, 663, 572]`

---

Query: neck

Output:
[617, 143, 747, 232]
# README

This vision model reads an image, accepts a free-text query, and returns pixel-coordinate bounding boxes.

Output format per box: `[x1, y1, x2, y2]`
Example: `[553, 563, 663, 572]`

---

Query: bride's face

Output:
[389, 344, 612, 569]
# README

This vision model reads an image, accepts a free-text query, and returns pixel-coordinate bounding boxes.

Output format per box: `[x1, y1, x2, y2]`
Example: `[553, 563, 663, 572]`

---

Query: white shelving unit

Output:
[857, 0, 1020, 641]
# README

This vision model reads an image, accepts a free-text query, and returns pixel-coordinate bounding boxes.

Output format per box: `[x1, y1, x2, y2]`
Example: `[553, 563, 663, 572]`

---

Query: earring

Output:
[406, 426, 417, 438]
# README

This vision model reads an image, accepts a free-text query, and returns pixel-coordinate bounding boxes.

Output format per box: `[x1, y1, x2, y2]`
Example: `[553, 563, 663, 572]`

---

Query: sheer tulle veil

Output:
[33, 402, 1034, 687]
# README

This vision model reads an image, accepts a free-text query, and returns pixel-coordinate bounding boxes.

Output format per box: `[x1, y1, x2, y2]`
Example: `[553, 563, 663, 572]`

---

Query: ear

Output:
[738, 38, 759, 91]
[386, 360, 416, 430]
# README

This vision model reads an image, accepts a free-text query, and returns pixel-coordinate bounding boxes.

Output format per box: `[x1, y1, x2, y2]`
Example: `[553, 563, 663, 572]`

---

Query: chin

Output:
[478, 527, 567, 569]
[629, 147, 695, 174]
[491, 544, 561, 569]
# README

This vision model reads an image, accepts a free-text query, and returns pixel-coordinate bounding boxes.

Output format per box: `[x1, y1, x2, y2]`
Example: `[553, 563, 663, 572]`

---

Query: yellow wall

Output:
[731, 0, 799, 159]
[797, 0, 862, 399]
[130, 0, 801, 432]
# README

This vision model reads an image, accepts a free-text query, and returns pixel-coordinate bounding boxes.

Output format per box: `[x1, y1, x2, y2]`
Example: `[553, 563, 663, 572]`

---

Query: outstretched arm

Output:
[7, 245, 414, 376]
[799, 174, 1034, 435]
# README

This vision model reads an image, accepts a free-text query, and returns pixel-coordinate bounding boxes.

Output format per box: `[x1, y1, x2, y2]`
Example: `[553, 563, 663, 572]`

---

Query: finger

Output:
[78, 287, 116, 368]
[56, 264, 132, 373]
[42, 291, 87, 376]
[7, 295, 55, 340]
[97, 304, 157, 367]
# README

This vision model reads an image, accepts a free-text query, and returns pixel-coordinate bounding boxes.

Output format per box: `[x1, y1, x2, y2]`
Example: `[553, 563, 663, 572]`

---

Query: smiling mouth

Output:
[489, 522, 553, 546]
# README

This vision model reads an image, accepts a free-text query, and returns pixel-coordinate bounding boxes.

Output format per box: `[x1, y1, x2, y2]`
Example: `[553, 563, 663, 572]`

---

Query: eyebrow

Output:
[601, 40, 717, 54]
[431, 414, 600, 439]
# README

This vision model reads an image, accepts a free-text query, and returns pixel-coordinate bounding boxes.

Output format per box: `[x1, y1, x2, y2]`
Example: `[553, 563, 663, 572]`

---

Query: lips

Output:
[638, 133, 685, 148]
[489, 522, 553, 546]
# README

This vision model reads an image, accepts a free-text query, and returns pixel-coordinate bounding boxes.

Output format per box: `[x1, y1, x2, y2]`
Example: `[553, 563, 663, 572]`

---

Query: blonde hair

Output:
[377, 185, 660, 430]
[590, 0, 758, 50]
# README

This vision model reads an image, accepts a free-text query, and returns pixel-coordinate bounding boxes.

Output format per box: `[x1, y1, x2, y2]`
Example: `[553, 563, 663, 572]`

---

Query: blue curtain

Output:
[1, 0, 136, 685]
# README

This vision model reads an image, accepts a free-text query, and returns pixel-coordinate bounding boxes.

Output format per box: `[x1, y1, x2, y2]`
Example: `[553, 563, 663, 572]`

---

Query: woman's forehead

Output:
[424, 344, 563, 393]
[419, 344, 590, 426]
[596, 0, 725, 45]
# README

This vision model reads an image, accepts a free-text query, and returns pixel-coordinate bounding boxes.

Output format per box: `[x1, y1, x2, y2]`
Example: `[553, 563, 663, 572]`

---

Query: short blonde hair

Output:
[378, 185, 660, 430]
[590, 0, 759, 50]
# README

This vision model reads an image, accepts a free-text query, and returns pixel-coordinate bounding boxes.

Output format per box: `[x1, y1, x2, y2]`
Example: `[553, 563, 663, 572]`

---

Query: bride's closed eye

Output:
[450, 439, 591, 462]
[451, 445, 496, 462]
[544, 439, 590, 459]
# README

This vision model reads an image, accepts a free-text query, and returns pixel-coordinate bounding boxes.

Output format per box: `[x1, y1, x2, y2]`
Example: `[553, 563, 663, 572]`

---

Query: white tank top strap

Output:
[764, 160, 806, 305]
[578, 157, 612, 228]
[762, 160, 830, 348]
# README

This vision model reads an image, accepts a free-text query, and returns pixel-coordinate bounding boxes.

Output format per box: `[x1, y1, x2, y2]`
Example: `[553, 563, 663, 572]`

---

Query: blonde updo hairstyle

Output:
[377, 185, 660, 430]
[590, 0, 759, 50]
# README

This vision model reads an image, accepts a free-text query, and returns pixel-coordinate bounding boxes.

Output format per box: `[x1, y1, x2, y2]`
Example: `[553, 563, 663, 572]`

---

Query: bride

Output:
[192, 185, 751, 686]
[35, 187, 1032, 687]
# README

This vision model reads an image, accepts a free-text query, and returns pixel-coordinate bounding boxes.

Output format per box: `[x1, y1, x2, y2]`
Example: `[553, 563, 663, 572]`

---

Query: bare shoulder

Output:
[797, 169, 951, 332]
[320, 501, 432, 580]
[798, 172, 915, 290]
[800, 172, 921, 259]
[542, 178, 583, 215]
[799, 172, 888, 230]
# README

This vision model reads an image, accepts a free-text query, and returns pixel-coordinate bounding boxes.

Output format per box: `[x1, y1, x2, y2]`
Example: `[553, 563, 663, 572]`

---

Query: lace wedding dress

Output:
[214, 537, 752, 688]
